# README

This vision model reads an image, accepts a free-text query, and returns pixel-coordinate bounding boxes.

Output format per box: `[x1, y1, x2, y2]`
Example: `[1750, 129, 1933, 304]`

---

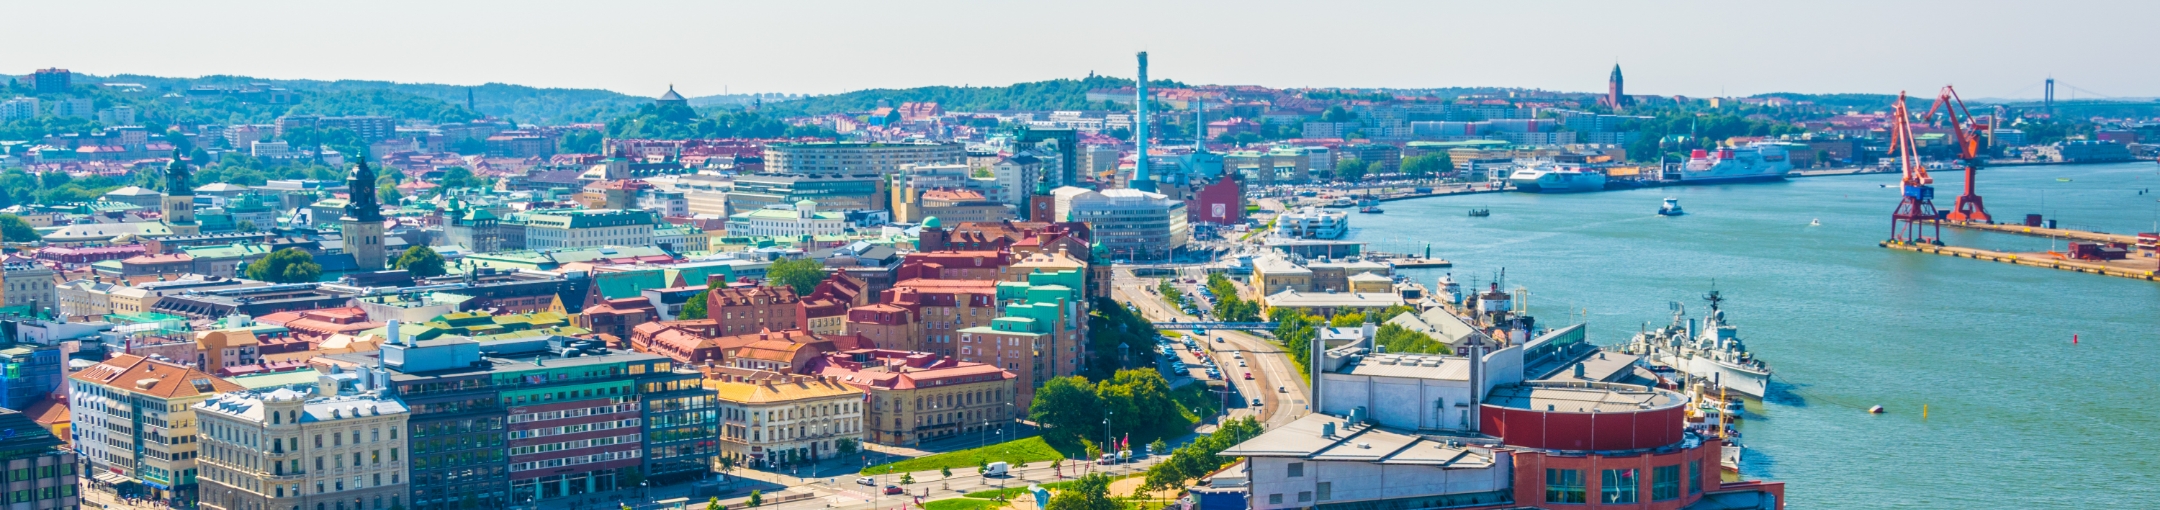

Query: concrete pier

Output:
[1927, 220, 2142, 245]
[1880, 241, 2159, 282]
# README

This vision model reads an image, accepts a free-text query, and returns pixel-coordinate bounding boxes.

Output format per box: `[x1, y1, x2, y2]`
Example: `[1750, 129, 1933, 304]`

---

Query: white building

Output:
[195, 388, 412, 510]
[49, 97, 93, 119]
[1221, 414, 1513, 510]
[710, 376, 865, 468]
[725, 200, 847, 238]
[519, 208, 656, 250]
[1050, 186, 1189, 261]
[99, 105, 138, 125]
[251, 140, 291, 158]
[990, 155, 1044, 206]
[0, 97, 41, 121]
[762, 141, 965, 176]
[2, 262, 58, 313]
[69, 355, 247, 505]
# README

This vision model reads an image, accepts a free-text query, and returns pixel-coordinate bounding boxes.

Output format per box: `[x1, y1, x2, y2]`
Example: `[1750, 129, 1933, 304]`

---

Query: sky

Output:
[5, 0, 2155, 101]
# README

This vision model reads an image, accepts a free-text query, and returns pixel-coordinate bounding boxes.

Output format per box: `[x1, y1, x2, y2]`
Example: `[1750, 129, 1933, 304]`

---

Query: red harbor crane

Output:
[1922, 85, 1993, 223]
[1887, 91, 1942, 244]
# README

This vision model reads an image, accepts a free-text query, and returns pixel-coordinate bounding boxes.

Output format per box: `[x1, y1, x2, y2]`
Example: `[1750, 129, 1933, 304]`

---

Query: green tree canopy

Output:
[0, 214, 39, 243]
[1045, 473, 1117, 510]
[680, 289, 711, 319]
[767, 258, 827, 295]
[245, 248, 322, 283]
[392, 245, 448, 278]
[1029, 376, 1104, 442]
[1336, 158, 1370, 182]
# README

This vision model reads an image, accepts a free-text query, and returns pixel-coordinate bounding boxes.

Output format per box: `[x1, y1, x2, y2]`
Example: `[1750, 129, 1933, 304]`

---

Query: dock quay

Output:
[1879, 241, 2160, 282]
[1927, 220, 2143, 245]
[1384, 257, 1453, 268]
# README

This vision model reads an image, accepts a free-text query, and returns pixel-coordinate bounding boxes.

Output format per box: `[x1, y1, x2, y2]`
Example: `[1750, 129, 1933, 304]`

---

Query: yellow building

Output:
[707, 375, 865, 468]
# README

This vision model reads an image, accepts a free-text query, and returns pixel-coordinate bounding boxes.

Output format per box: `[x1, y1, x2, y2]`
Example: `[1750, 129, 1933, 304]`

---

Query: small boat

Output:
[1809, 218, 1821, 226]
[1658, 197, 1684, 216]
[1359, 205, 1385, 214]
[1468, 208, 1491, 217]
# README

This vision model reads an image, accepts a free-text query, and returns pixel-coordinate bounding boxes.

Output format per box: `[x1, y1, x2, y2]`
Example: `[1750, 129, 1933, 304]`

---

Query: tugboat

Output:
[1621, 290, 1772, 398]
[1359, 205, 1385, 214]
[1658, 197, 1685, 216]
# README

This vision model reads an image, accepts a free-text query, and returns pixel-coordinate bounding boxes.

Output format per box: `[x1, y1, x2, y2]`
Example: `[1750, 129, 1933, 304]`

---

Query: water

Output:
[1346, 162, 2160, 508]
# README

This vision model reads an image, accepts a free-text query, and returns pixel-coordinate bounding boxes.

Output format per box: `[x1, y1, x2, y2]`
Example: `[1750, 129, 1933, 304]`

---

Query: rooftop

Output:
[1221, 414, 1495, 468]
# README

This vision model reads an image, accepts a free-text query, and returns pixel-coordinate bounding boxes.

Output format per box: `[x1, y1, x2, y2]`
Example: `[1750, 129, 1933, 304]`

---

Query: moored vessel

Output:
[1622, 290, 1773, 399]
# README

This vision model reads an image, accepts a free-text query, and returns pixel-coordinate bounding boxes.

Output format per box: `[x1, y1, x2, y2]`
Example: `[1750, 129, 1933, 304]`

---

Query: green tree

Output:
[1321, 105, 1357, 123]
[561, 129, 604, 153]
[1336, 158, 1370, 182]
[438, 167, 486, 191]
[708, 496, 722, 510]
[392, 245, 448, 278]
[899, 473, 914, 485]
[237, 220, 258, 232]
[766, 257, 827, 295]
[1401, 155, 1446, 179]
[940, 467, 953, 479]
[1095, 369, 1178, 443]
[1045, 473, 1117, 510]
[1148, 439, 1168, 456]
[245, 248, 322, 283]
[836, 437, 859, 458]
[0, 214, 40, 243]
[681, 289, 710, 319]
[377, 182, 402, 206]
[747, 490, 763, 507]
[1030, 376, 1104, 442]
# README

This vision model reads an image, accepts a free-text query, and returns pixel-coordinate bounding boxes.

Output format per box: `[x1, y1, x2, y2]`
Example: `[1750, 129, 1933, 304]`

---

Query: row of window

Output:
[506, 402, 636, 424]
[507, 448, 641, 472]
[5, 485, 72, 504]
[1545, 462, 1698, 504]
[509, 418, 639, 439]
[507, 433, 641, 457]
[2, 464, 73, 482]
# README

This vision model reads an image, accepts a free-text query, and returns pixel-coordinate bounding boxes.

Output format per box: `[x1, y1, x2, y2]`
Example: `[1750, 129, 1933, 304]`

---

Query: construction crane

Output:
[1922, 85, 1993, 223]
[1887, 91, 1942, 244]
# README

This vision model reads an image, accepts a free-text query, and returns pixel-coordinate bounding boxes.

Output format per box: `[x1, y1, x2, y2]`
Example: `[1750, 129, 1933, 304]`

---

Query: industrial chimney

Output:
[1132, 52, 1155, 192]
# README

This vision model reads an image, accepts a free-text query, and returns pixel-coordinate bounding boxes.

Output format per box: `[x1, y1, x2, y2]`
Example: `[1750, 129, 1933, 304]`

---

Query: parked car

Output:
[885, 485, 905, 495]
[857, 477, 877, 486]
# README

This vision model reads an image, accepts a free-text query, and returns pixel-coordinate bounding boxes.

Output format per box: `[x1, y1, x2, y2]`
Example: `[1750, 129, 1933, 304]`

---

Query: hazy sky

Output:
[5, 1, 2153, 100]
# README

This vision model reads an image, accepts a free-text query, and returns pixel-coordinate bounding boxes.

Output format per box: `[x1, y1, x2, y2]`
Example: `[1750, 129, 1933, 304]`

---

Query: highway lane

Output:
[1110, 268, 1309, 430]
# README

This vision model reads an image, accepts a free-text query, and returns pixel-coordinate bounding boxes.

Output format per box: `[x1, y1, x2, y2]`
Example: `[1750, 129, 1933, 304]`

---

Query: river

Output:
[1344, 162, 2160, 508]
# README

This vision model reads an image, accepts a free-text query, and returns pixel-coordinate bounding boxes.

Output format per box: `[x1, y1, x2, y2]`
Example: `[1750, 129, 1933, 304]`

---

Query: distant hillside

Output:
[96, 74, 646, 124]
[759, 76, 1188, 116]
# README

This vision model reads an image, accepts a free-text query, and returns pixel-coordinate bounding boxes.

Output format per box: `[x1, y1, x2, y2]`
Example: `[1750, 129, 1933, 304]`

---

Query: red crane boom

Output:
[1887, 91, 1941, 244]
[1922, 85, 1993, 223]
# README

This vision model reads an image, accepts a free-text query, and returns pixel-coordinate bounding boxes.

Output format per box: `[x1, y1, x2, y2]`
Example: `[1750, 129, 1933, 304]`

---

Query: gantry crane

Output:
[1887, 91, 1942, 244]
[1922, 85, 1993, 223]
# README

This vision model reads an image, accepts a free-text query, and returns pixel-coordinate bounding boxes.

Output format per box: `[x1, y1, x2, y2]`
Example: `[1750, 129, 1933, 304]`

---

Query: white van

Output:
[984, 462, 1010, 477]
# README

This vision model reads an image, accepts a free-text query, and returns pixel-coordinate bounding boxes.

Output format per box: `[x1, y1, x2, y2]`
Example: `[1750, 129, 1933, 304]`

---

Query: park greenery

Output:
[1030, 369, 1217, 453]
[1270, 305, 1433, 375]
[1044, 473, 1119, 510]
[1140, 416, 1264, 492]
[606, 103, 832, 140]
[862, 436, 1064, 476]
[244, 248, 322, 283]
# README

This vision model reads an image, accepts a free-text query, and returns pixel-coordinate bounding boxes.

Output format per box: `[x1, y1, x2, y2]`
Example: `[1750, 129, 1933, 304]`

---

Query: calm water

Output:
[1347, 162, 2160, 508]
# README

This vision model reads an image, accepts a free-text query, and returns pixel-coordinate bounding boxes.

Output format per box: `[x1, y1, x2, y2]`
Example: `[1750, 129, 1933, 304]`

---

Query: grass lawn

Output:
[923, 498, 1007, 510]
[1170, 383, 1223, 425]
[863, 436, 1073, 475]
[963, 487, 1031, 500]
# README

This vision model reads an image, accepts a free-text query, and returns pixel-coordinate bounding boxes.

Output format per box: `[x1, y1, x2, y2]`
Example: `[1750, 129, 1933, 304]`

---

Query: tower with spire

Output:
[342, 158, 388, 271]
[1603, 64, 1630, 110]
[161, 158, 200, 235]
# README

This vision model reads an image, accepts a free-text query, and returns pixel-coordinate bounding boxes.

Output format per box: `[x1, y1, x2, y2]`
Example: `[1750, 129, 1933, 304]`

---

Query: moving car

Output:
[1244, 372, 1253, 380]
[1253, 398, 1263, 406]
[984, 462, 1010, 477]
[857, 477, 877, 486]
[885, 485, 905, 495]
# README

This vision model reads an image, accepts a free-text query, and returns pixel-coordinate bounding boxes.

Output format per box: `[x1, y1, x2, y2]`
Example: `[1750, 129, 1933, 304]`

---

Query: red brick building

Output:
[703, 282, 802, 335]
[578, 297, 657, 343]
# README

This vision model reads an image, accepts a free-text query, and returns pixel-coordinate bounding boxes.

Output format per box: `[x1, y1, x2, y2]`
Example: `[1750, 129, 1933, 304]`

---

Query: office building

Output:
[0, 407, 78, 509]
[1050, 187, 1189, 261]
[520, 208, 657, 250]
[708, 375, 863, 469]
[813, 350, 1017, 447]
[762, 142, 964, 176]
[69, 355, 247, 506]
[194, 389, 412, 510]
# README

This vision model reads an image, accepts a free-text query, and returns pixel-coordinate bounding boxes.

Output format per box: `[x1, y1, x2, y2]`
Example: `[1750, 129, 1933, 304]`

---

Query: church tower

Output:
[342, 158, 388, 271]
[161, 159, 200, 236]
[1604, 64, 1630, 109]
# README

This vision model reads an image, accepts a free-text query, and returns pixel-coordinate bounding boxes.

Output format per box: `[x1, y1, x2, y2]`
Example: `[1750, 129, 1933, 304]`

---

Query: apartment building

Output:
[814, 350, 1017, 447]
[708, 376, 864, 469]
[704, 284, 802, 336]
[0, 408, 78, 509]
[69, 354, 247, 506]
[520, 209, 656, 250]
[763, 141, 964, 176]
[194, 390, 411, 510]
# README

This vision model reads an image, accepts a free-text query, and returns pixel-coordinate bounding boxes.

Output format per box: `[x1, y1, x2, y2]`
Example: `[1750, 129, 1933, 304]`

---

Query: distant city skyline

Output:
[3, 0, 2152, 101]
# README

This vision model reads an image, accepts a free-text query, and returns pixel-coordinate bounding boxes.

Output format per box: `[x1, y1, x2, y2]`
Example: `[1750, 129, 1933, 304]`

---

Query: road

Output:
[1110, 267, 1309, 430]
